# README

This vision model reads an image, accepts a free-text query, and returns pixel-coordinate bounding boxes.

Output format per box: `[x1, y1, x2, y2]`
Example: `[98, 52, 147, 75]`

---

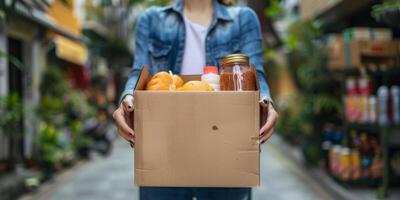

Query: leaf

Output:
[0, 50, 25, 71]
[264, 0, 283, 18]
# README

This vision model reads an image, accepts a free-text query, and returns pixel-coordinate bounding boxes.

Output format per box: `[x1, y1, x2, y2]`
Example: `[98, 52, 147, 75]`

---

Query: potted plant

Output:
[0, 93, 23, 171]
[35, 122, 63, 180]
[372, 0, 400, 28]
[282, 20, 342, 165]
[70, 120, 92, 159]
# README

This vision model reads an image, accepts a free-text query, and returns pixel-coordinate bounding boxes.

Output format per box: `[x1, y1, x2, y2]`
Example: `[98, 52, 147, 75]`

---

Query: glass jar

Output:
[219, 54, 256, 91]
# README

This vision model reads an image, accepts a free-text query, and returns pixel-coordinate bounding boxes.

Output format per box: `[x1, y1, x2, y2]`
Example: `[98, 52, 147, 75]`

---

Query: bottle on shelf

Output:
[350, 149, 361, 180]
[346, 78, 358, 96]
[368, 95, 377, 123]
[339, 147, 351, 180]
[350, 129, 361, 149]
[359, 77, 372, 96]
[391, 86, 400, 124]
[378, 86, 389, 126]
[360, 132, 372, 179]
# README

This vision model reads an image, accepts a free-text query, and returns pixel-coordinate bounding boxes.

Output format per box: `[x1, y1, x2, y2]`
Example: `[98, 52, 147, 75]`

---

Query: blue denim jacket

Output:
[122, 0, 272, 101]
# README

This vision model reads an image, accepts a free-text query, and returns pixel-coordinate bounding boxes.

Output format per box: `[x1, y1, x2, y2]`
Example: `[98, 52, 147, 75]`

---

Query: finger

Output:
[259, 112, 278, 135]
[260, 128, 274, 144]
[114, 109, 135, 138]
[116, 124, 134, 142]
[122, 95, 134, 112]
[124, 110, 134, 131]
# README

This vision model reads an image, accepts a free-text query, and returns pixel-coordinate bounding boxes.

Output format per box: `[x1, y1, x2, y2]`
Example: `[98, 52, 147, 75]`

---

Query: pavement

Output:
[19, 136, 334, 200]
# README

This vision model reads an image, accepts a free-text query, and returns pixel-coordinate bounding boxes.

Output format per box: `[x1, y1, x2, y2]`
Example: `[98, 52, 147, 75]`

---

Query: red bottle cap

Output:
[204, 66, 218, 74]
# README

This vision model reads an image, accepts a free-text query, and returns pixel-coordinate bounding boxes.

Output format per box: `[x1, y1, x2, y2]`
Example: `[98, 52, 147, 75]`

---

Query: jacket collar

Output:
[163, 0, 233, 21]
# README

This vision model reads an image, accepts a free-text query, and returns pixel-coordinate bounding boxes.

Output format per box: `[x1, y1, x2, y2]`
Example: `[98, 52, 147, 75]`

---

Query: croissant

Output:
[146, 71, 184, 91]
[177, 81, 213, 91]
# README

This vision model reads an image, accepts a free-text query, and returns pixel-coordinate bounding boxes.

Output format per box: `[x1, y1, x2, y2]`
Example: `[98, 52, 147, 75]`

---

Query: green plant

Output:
[40, 66, 69, 97]
[284, 20, 341, 131]
[0, 93, 23, 163]
[37, 95, 65, 126]
[70, 120, 92, 157]
[36, 122, 63, 165]
[65, 90, 96, 123]
[38, 66, 69, 126]
[273, 20, 342, 164]
[264, 0, 283, 19]
[0, 0, 69, 22]
[0, 93, 23, 135]
[372, 0, 400, 20]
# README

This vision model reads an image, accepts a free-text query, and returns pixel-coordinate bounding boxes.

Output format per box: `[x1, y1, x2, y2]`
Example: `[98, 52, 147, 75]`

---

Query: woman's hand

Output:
[113, 95, 135, 145]
[259, 101, 278, 144]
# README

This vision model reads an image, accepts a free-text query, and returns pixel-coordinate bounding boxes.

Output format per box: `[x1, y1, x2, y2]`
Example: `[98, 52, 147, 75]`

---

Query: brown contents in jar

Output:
[219, 54, 256, 91]
[220, 69, 256, 91]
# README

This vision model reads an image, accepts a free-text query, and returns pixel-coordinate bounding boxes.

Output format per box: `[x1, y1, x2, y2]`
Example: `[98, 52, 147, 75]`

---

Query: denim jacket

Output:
[121, 0, 272, 101]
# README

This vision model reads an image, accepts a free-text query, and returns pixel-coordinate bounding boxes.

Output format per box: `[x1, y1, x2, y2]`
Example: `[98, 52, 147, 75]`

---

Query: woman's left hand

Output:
[259, 101, 278, 144]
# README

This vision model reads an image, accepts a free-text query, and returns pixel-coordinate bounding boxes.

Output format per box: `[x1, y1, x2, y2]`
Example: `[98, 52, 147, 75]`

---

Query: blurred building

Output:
[0, 0, 87, 167]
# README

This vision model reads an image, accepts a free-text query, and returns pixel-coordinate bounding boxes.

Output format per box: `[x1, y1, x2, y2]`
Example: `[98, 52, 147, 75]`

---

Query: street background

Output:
[1, 0, 400, 200]
[19, 137, 334, 200]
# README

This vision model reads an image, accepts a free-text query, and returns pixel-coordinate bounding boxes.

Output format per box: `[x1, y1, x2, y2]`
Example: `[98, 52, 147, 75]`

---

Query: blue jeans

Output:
[140, 187, 251, 200]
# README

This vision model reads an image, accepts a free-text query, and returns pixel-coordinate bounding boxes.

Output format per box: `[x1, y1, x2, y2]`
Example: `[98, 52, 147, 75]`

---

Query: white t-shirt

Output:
[180, 16, 208, 75]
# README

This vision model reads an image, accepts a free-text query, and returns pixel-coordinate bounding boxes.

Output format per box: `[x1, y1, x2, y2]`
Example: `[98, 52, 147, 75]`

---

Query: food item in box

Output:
[146, 71, 173, 90]
[201, 66, 220, 91]
[220, 54, 256, 91]
[177, 81, 213, 91]
[173, 75, 184, 88]
[146, 71, 183, 91]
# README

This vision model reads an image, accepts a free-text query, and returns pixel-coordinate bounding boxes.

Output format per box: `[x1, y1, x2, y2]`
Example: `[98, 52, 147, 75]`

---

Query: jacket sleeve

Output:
[119, 9, 152, 103]
[238, 7, 273, 102]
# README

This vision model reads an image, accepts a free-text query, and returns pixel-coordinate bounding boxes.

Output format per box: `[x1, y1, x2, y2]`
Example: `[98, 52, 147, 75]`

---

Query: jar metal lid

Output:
[220, 54, 249, 65]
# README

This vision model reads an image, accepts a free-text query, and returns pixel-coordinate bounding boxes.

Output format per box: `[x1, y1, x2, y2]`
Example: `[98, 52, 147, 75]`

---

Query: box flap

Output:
[134, 66, 150, 91]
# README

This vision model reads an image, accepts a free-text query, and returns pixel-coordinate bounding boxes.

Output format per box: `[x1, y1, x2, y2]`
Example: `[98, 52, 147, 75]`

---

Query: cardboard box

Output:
[347, 40, 397, 68]
[343, 27, 392, 41]
[133, 67, 260, 187]
[395, 40, 400, 67]
[326, 34, 346, 70]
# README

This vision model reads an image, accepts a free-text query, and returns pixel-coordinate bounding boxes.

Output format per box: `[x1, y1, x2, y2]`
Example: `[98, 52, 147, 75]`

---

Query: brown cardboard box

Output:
[133, 67, 260, 187]
[397, 40, 400, 66]
[327, 35, 346, 70]
[348, 40, 397, 68]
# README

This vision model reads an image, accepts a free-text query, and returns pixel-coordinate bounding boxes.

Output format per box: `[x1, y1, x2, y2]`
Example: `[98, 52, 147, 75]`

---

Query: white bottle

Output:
[391, 86, 400, 124]
[378, 86, 389, 126]
[201, 66, 220, 91]
[368, 96, 377, 123]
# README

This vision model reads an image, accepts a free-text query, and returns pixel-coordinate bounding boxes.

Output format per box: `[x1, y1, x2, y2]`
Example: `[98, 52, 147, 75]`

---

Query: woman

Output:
[113, 0, 278, 199]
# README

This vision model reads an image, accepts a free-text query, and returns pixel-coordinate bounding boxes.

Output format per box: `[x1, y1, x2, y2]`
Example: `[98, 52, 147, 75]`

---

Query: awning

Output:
[54, 36, 88, 65]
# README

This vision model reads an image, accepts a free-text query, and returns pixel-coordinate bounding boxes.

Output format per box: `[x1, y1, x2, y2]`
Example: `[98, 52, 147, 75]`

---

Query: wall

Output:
[0, 24, 8, 96]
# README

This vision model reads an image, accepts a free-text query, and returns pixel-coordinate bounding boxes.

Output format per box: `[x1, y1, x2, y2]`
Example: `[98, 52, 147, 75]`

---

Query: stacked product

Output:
[322, 127, 383, 182]
[344, 77, 400, 126]
[326, 27, 398, 70]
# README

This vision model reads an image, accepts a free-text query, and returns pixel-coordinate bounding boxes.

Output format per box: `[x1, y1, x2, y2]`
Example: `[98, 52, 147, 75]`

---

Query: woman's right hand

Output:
[113, 95, 135, 144]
